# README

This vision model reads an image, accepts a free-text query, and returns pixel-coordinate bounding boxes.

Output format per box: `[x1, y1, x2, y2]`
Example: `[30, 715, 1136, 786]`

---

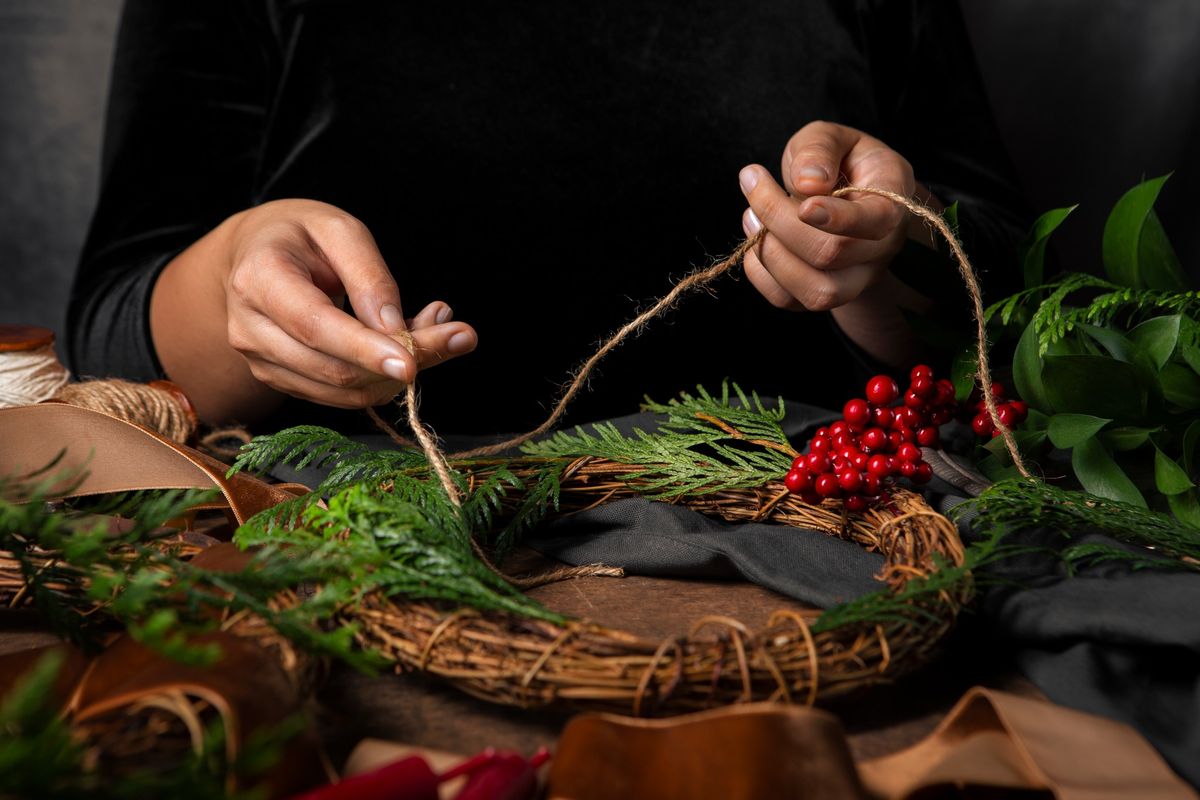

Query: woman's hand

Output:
[739, 121, 937, 366]
[150, 199, 476, 423]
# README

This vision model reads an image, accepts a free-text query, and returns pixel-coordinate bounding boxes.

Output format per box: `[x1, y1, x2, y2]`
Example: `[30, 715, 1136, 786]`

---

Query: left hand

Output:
[739, 121, 917, 312]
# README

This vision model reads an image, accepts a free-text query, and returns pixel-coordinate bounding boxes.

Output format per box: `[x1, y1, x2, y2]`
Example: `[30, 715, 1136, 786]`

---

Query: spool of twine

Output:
[0, 324, 198, 444]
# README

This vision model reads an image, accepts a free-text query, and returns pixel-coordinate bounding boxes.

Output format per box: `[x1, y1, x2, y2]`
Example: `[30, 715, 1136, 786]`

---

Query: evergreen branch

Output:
[953, 479, 1200, 564]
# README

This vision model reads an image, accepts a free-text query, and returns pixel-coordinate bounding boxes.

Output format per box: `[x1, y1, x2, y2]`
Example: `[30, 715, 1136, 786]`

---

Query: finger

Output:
[755, 232, 876, 312]
[407, 301, 454, 331]
[243, 258, 418, 382]
[229, 312, 402, 391]
[405, 321, 478, 370]
[742, 245, 803, 311]
[245, 359, 404, 410]
[795, 192, 905, 242]
[305, 211, 405, 333]
[739, 166, 875, 270]
[781, 120, 861, 196]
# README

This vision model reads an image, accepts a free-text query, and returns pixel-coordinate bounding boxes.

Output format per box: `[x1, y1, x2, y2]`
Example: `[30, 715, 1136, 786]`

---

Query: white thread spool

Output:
[0, 324, 71, 408]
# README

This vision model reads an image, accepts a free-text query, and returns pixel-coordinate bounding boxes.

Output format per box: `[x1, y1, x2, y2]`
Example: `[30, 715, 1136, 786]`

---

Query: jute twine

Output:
[0, 325, 198, 444]
[379, 185, 1031, 499]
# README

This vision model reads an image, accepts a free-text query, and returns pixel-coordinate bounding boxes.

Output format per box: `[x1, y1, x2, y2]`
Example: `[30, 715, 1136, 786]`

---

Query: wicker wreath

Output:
[348, 455, 969, 716]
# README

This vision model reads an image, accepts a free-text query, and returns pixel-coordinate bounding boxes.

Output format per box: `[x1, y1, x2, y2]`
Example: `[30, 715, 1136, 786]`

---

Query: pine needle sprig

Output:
[1061, 542, 1195, 575]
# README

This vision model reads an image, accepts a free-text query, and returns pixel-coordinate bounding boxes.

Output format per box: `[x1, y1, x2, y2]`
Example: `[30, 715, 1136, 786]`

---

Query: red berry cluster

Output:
[783, 366, 958, 510]
[965, 383, 1028, 438]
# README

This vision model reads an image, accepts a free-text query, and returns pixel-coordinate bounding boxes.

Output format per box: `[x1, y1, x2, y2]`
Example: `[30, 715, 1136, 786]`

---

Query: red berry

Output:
[867, 454, 891, 476]
[904, 389, 926, 409]
[843, 398, 871, 428]
[829, 420, 848, 437]
[863, 473, 882, 495]
[837, 469, 863, 493]
[887, 430, 904, 451]
[971, 413, 994, 438]
[800, 489, 821, 505]
[930, 408, 952, 426]
[871, 406, 894, 429]
[897, 426, 916, 443]
[815, 473, 842, 498]
[899, 460, 917, 478]
[831, 456, 847, 471]
[839, 447, 859, 463]
[807, 452, 832, 473]
[850, 451, 869, 470]
[912, 462, 933, 484]
[785, 469, 809, 493]
[996, 404, 1016, 428]
[844, 495, 869, 512]
[991, 382, 1006, 398]
[916, 427, 940, 447]
[866, 375, 900, 406]
[810, 436, 831, 454]
[899, 406, 924, 428]
[860, 427, 888, 452]
[910, 364, 934, 383]
[792, 455, 807, 471]
[897, 442, 921, 462]
[1009, 400, 1029, 422]
[831, 433, 853, 450]
[910, 376, 935, 399]
[814, 426, 829, 439]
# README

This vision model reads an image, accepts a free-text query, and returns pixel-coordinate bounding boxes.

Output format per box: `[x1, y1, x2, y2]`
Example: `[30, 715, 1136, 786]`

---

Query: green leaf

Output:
[1168, 490, 1200, 529]
[1012, 318, 1051, 411]
[1019, 205, 1076, 288]
[1138, 209, 1188, 290]
[1047, 413, 1111, 449]
[1183, 343, 1200, 376]
[983, 429, 1047, 461]
[950, 347, 976, 401]
[1071, 438, 1147, 507]
[1077, 324, 1137, 363]
[1041, 354, 1147, 422]
[1183, 419, 1200, 475]
[1102, 173, 1185, 289]
[1101, 426, 1154, 452]
[1161, 362, 1200, 410]
[1128, 315, 1181, 370]
[1154, 446, 1195, 495]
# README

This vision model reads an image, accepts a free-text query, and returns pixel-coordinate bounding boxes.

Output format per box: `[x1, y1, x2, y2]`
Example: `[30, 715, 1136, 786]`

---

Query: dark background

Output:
[2, 1, 1198, 338]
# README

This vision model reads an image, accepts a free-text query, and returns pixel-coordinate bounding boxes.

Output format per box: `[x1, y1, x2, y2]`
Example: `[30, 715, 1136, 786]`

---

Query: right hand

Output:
[219, 199, 476, 409]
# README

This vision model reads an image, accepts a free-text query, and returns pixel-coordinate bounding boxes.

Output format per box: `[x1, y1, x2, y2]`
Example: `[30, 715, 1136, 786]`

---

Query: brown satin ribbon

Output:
[0, 402, 302, 526]
[546, 689, 1196, 800]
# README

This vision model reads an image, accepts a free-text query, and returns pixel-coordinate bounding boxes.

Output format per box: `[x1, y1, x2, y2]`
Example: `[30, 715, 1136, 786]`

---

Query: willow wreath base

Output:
[348, 473, 969, 716]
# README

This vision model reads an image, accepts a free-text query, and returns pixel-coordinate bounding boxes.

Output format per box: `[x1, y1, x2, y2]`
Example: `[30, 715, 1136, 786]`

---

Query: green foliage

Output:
[982, 176, 1199, 523]
[1020, 204, 1076, 289]
[522, 383, 794, 497]
[956, 479, 1200, 566]
[1102, 173, 1187, 290]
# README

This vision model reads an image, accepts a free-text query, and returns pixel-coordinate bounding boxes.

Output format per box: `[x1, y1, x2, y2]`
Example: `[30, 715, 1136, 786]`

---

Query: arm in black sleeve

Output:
[67, 0, 274, 380]
[858, 0, 1030, 313]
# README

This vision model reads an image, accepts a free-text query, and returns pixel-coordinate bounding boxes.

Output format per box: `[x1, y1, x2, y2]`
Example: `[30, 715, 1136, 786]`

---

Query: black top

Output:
[69, 0, 1026, 433]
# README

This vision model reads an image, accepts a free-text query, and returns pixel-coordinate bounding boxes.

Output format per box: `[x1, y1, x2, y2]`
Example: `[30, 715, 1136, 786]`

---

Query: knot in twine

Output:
[378, 185, 1030, 506]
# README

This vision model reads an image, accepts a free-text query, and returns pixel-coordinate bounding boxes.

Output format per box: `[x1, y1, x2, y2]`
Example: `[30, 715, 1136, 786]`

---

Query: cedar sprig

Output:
[954, 479, 1200, 565]
[521, 382, 795, 498]
[985, 272, 1200, 354]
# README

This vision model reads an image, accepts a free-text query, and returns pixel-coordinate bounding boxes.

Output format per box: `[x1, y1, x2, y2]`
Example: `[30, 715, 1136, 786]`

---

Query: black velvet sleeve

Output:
[66, 0, 273, 380]
[856, 0, 1029, 317]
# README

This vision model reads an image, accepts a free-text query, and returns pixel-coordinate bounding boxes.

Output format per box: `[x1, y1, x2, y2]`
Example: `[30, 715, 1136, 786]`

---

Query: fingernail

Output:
[798, 164, 829, 182]
[380, 304, 403, 332]
[435, 304, 453, 324]
[447, 331, 475, 355]
[738, 166, 760, 195]
[744, 209, 762, 235]
[802, 203, 831, 226]
[382, 357, 409, 382]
